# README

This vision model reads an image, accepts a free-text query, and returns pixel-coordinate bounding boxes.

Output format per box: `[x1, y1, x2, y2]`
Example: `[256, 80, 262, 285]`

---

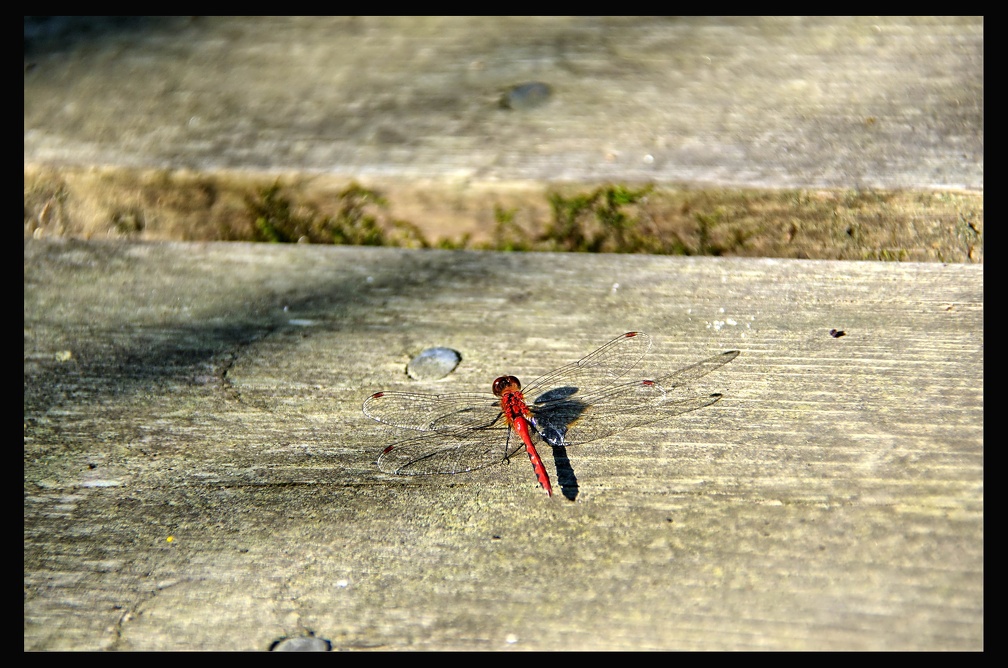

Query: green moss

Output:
[111, 207, 146, 236]
[484, 205, 533, 252]
[24, 164, 982, 261]
[247, 182, 300, 242]
[238, 179, 981, 262]
[538, 185, 658, 253]
[245, 181, 429, 247]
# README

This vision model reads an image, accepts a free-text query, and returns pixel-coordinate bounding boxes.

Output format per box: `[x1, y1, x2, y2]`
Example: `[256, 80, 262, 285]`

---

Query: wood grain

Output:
[24, 242, 982, 650]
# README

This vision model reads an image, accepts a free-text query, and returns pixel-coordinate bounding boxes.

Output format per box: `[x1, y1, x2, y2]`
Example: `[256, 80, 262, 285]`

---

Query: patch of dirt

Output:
[24, 164, 982, 263]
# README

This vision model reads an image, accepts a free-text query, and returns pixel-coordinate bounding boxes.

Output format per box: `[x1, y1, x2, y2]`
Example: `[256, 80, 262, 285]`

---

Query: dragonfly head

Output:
[492, 375, 522, 397]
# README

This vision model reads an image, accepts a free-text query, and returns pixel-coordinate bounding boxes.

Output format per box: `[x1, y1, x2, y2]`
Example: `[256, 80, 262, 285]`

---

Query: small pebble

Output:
[407, 347, 462, 380]
[501, 82, 552, 110]
[270, 635, 331, 652]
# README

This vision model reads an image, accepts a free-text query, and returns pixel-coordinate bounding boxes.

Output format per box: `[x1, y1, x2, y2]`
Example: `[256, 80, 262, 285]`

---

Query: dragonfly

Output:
[363, 332, 739, 497]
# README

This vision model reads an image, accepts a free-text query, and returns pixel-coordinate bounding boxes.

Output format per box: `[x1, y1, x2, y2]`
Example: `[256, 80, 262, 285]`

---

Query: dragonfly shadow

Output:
[533, 388, 589, 502]
[533, 385, 580, 403]
[531, 388, 591, 444]
[552, 445, 579, 501]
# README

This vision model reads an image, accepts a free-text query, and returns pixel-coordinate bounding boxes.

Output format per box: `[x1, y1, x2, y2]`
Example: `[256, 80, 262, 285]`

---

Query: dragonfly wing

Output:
[654, 350, 740, 388]
[377, 426, 520, 476]
[531, 379, 661, 447]
[540, 349, 738, 446]
[523, 332, 653, 404]
[363, 391, 501, 432]
[532, 379, 725, 448]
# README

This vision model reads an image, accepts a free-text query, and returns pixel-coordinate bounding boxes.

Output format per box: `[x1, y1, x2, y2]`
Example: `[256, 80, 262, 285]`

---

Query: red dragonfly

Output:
[363, 332, 738, 497]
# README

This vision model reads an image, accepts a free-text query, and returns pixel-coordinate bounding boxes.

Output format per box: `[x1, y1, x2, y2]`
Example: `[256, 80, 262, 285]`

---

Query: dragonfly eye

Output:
[492, 375, 522, 397]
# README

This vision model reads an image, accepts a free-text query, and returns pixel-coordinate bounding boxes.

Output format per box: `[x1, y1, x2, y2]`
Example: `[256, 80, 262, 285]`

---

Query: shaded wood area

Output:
[24, 241, 983, 650]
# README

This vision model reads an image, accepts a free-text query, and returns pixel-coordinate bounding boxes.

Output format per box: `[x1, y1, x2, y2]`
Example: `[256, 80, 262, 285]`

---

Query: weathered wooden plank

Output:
[24, 241, 982, 650]
[24, 17, 982, 191]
